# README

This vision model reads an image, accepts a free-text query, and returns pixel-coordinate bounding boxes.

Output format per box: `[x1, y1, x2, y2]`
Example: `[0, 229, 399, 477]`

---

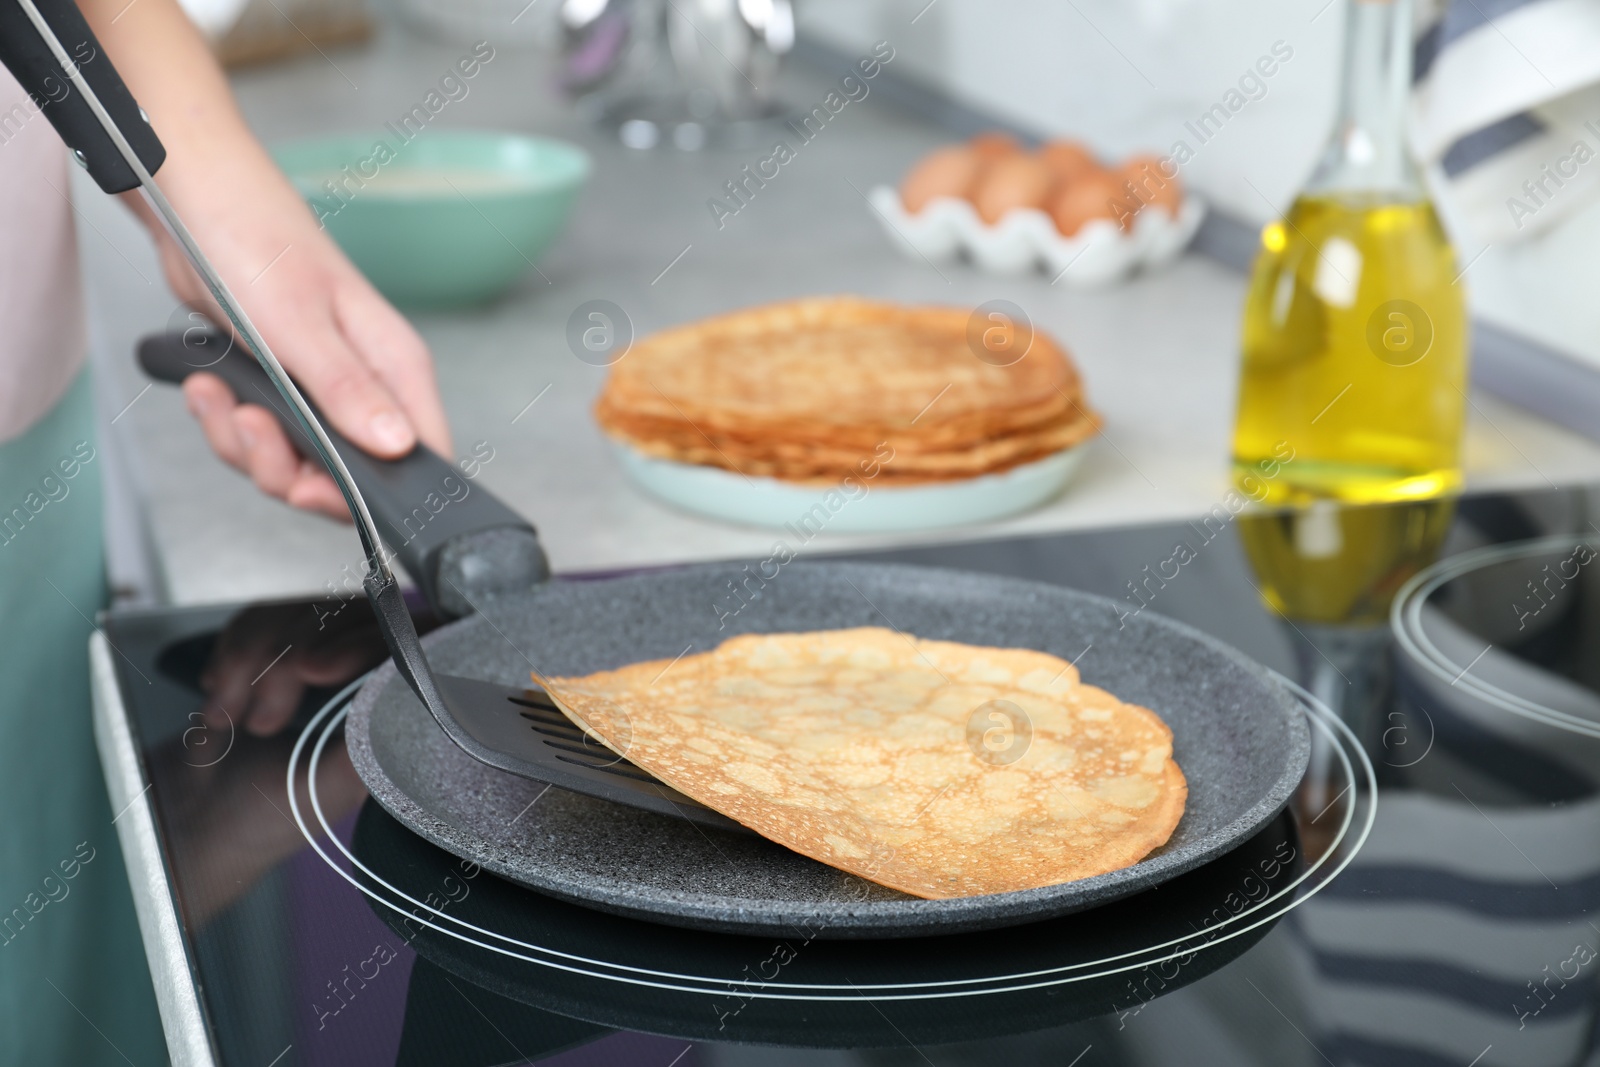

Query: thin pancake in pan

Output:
[537, 627, 1186, 899]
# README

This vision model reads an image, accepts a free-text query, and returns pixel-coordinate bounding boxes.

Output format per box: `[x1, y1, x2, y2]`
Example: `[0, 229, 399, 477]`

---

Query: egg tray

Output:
[868, 186, 1206, 286]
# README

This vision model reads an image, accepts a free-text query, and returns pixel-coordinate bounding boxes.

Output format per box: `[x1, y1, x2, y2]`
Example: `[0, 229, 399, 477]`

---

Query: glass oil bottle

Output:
[1233, 0, 1465, 507]
[1232, 0, 1462, 624]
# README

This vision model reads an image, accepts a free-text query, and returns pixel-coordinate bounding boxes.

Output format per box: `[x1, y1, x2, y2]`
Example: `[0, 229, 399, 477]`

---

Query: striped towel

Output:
[1113, 587, 1600, 1065]
[1288, 793, 1600, 1066]
[1413, 0, 1600, 243]
[1282, 612, 1600, 1067]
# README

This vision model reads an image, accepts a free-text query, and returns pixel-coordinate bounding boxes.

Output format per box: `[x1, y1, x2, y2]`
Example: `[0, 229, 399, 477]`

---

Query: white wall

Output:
[798, 0, 1343, 223]
[800, 0, 1600, 371]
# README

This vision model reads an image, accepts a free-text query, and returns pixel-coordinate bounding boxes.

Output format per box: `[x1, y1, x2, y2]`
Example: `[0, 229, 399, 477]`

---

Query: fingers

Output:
[284, 460, 351, 521]
[316, 741, 370, 819]
[176, 247, 454, 517]
[184, 373, 246, 467]
[235, 406, 350, 521]
[232, 404, 301, 500]
[198, 646, 254, 732]
[275, 296, 420, 460]
[243, 666, 306, 737]
[196, 603, 387, 739]
[334, 280, 453, 457]
[298, 623, 387, 686]
[183, 374, 352, 521]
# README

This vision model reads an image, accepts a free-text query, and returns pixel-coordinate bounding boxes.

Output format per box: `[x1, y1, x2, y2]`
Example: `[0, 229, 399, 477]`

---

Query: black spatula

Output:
[0, 3, 744, 835]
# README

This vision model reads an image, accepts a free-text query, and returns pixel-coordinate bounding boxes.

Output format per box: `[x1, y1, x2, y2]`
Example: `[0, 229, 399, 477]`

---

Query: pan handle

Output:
[139, 328, 550, 619]
[0, 0, 166, 192]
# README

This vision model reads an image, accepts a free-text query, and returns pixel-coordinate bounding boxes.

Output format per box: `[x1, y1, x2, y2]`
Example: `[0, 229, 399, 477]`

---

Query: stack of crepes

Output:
[593, 296, 1100, 485]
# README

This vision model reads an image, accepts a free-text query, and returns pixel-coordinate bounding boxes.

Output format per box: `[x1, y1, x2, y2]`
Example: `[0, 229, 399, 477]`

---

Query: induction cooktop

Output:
[92, 485, 1600, 1067]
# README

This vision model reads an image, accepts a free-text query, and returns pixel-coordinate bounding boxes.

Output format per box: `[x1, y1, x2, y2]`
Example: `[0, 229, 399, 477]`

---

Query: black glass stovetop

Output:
[102, 484, 1600, 1067]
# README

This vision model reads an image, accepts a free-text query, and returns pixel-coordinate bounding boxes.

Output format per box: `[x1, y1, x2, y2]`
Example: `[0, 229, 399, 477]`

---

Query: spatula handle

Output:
[0, 0, 165, 192]
[139, 329, 550, 618]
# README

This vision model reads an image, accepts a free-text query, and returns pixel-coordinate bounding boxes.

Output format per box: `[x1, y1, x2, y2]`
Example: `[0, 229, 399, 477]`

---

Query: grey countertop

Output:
[77, 25, 1600, 607]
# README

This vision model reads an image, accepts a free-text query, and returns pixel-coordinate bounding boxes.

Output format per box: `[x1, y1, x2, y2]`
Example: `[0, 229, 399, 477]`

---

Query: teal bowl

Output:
[272, 131, 589, 308]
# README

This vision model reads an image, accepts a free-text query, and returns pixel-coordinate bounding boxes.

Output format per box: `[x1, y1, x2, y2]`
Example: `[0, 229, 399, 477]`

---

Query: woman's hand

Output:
[83, 0, 452, 520]
[138, 190, 453, 520]
[195, 600, 395, 736]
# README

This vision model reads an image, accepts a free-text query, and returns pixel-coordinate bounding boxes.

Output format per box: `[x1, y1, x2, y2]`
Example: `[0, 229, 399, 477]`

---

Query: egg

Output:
[1120, 154, 1183, 216]
[968, 131, 1024, 163]
[899, 145, 983, 213]
[1048, 171, 1138, 236]
[972, 154, 1054, 224]
[1038, 140, 1098, 184]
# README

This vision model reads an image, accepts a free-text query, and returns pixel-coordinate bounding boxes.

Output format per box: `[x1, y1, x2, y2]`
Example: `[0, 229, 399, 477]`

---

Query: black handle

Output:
[0, 0, 165, 192]
[138, 328, 550, 618]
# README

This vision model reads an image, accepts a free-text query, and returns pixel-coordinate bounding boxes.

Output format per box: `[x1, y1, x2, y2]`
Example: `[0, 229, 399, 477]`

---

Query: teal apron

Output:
[0, 370, 166, 1065]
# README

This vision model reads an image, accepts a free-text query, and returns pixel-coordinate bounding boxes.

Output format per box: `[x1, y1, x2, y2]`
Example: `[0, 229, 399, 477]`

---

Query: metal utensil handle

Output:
[0, 0, 163, 191]
[2, 0, 449, 710]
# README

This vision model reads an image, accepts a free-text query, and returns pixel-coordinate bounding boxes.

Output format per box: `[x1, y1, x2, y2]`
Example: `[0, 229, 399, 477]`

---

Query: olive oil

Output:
[1230, 0, 1463, 624]
[1232, 192, 1466, 506]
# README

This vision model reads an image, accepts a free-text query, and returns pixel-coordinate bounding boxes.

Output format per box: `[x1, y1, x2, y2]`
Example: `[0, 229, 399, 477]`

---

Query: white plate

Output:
[612, 442, 1087, 533]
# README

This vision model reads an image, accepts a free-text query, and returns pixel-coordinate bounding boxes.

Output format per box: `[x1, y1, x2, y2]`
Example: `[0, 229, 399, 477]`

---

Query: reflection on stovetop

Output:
[346, 796, 1296, 1048]
[103, 485, 1600, 1067]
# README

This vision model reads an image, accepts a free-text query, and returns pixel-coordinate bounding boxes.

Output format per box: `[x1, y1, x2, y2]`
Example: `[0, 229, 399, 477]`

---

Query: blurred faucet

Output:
[558, 0, 795, 149]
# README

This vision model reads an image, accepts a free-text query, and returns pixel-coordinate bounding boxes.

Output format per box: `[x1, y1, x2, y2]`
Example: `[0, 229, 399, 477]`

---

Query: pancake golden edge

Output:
[598, 297, 1080, 427]
[593, 296, 1102, 486]
[608, 412, 1101, 485]
[535, 628, 1186, 899]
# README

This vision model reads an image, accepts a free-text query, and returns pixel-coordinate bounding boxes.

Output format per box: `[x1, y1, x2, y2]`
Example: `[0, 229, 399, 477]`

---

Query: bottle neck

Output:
[1307, 0, 1423, 200]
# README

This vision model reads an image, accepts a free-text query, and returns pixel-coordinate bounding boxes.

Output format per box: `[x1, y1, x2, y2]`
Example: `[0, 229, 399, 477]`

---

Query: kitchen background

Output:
[800, 0, 1600, 362]
[39, 3, 1600, 1065]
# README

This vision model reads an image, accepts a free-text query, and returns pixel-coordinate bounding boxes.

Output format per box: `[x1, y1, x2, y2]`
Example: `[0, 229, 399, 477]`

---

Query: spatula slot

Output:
[516, 711, 582, 734]
[507, 690, 560, 710]
[538, 736, 624, 761]
[513, 704, 571, 723]
[516, 710, 586, 738]
[551, 752, 660, 784]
